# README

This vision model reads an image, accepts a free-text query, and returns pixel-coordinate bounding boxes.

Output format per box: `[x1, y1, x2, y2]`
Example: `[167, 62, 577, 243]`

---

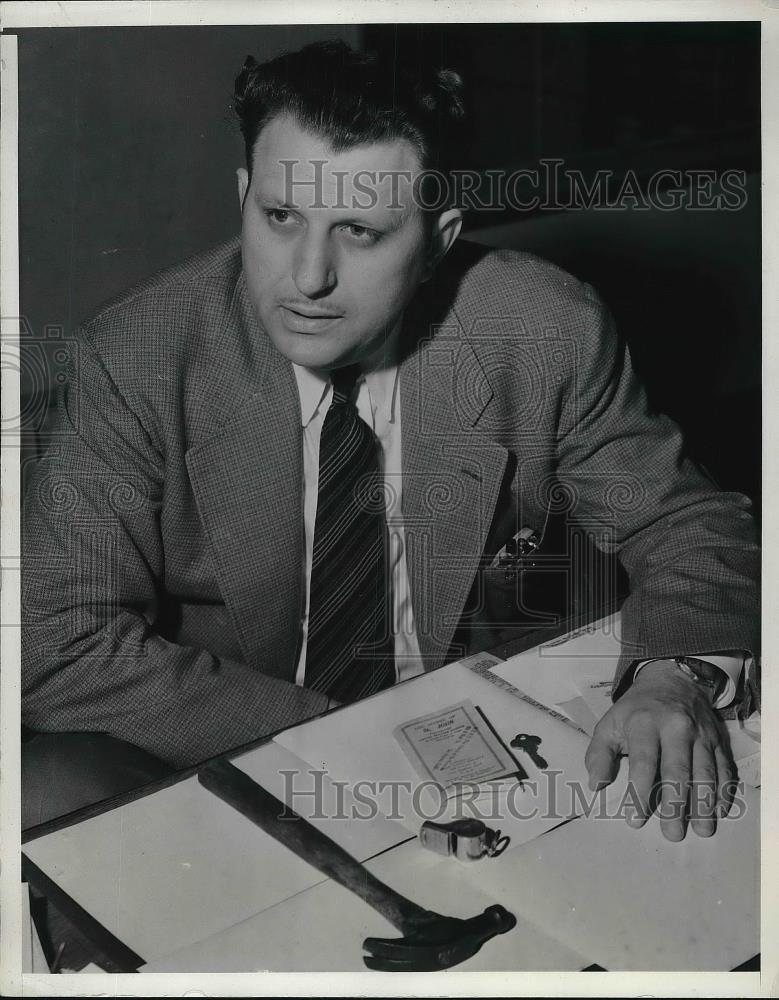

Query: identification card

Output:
[393, 699, 521, 792]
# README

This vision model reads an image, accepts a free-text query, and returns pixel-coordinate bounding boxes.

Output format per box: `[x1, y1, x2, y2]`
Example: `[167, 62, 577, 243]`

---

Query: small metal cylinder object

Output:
[418, 818, 509, 862]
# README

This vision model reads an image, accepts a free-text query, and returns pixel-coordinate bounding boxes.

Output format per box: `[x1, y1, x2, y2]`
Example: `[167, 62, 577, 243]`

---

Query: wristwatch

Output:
[674, 656, 726, 702]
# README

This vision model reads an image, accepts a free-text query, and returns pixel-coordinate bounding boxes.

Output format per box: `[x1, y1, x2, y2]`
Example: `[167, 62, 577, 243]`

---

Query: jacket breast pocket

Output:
[479, 524, 569, 630]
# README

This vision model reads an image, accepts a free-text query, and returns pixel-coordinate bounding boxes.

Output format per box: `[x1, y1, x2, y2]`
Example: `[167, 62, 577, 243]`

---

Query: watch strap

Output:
[674, 655, 726, 700]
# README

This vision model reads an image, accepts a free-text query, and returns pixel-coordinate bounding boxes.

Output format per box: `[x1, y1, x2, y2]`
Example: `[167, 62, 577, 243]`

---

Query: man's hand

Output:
[585, 658, 737, 841]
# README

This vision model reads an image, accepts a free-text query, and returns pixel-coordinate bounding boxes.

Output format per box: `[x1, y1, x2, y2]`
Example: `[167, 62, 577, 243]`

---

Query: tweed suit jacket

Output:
[22, 237, 760, 766]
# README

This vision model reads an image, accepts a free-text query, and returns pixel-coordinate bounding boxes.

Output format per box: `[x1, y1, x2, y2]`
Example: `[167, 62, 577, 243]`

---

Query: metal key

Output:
[510, 733, 548, 769]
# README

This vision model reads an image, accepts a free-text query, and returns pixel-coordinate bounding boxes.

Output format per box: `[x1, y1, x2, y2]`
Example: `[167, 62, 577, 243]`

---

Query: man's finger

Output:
[689, 740, 717, 838]
[624, 720, 660, 828]
[585, 724, 622, 791]
[658, 720, 694, 842]
[715, 744, 737, 817]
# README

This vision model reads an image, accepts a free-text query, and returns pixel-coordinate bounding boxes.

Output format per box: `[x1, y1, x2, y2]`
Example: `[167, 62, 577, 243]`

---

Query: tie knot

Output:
[330, 364, 361, 405]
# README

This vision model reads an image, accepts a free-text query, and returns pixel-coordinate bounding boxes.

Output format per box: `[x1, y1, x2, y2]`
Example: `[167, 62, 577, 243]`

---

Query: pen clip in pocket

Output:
[489, 526, 541, 580]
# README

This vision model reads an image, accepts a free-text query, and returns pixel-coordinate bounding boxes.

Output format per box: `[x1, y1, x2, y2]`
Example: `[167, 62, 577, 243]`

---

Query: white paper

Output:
[232, 740, 411, 858]
[554, 693, 600, 734]
[490, 612, 626, 723]
[455, 650, 503, 671]
[466, 655, 589, 735]
[23, 741, 407, 965]
[140, 837, 588, 973]
[275, 661, 603, 848]
[472, 772, 760, 971]
[726, 715, 761, 786]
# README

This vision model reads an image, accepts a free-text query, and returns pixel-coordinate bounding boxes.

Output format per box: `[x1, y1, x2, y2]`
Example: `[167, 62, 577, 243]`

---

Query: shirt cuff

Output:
[632, 652, 747, 709]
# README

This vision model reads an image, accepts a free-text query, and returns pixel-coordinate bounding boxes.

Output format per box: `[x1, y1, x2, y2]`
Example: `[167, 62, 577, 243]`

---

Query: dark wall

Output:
[16, 25, 361, 396]
[364, 22, 760, 180]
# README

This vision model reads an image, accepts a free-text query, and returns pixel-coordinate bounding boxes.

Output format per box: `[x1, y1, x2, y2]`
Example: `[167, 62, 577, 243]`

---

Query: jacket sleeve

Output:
[22, 331, 328, 768]
[553, 284, 760, 706]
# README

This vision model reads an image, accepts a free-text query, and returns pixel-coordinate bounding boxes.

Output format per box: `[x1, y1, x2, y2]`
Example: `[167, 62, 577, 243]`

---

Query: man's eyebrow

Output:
[340, 210, 407, 232]
[374, 211, 408, 233]
[255, 192, 294, 208]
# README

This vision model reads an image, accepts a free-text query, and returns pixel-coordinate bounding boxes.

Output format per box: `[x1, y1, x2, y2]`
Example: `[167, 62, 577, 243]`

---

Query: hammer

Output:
[199, 758, 516, 971]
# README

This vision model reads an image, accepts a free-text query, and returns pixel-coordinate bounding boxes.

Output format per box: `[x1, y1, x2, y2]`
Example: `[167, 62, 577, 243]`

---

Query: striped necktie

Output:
[305, 365, 396, 702]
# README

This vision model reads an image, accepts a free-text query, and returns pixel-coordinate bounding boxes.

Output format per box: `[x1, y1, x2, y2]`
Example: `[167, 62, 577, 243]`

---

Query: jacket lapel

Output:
[400, 322, 509, 670]
[185, 277, 304, 681]
[184, 255, 508, 680]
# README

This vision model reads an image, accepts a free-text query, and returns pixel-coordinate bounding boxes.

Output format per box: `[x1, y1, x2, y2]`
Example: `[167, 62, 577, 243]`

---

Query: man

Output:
[22, 41, 759, 839]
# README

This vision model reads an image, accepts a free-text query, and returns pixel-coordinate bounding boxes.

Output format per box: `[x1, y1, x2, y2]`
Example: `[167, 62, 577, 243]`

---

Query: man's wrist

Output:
[673, 656, 726, 702]
[631, 653, 741, 708]
[633, 657, 720, 704]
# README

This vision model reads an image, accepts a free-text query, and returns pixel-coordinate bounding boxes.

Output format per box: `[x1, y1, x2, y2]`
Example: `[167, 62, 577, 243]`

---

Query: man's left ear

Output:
[422, 208, 463, 281]
[236, 167, 249, 212]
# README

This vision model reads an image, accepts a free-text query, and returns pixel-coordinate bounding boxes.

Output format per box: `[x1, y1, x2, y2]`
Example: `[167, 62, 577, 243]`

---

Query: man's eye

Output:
[265, 208, 293, 225]
[343, 223, 380, 243]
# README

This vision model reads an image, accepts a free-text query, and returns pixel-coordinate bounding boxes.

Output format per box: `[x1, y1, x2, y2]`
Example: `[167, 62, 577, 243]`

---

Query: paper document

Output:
[23, 740, 407, 965]
[472, 771, 760, 971]
[726, 714, 761, 786]
[393, 699, 522, 791]
[141, 837, 588, 973]
[275, 661, 620, 846]
[490, 612, 625, 727]
[233, 739, 411, 858]
[571, 678, 614, 732]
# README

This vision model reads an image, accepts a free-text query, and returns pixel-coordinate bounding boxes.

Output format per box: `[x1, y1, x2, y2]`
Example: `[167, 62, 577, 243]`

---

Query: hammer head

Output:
[362, 904, 517, 971]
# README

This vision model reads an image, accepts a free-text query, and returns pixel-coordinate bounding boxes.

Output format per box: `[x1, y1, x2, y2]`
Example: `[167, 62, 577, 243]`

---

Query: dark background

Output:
[14, 22, 761, 516]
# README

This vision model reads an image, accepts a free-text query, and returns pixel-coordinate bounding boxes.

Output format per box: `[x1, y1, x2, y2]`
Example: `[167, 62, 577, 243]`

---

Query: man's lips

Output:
[280, 301, 343, 318]
[278, 303, 343, 333]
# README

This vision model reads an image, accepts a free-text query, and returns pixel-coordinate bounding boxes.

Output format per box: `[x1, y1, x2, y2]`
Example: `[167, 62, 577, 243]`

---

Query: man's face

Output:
[238, 114, 449, 370]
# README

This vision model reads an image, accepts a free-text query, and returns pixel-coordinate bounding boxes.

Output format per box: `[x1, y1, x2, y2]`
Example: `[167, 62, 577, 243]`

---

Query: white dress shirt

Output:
[290, 360, 744, 707]
[292, 358, 424, 687]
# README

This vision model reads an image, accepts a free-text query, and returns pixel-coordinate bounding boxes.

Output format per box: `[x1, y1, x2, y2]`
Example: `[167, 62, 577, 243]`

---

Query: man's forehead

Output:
[253, 113, 423, 172]
[251, 113, 424, 213]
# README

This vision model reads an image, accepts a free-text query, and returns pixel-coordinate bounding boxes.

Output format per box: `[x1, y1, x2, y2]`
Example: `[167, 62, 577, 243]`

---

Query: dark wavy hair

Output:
[233, 39, 466, 183]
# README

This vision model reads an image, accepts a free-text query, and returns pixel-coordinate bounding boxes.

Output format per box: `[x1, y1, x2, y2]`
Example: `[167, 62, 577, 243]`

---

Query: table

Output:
[21, 608, 760, 974]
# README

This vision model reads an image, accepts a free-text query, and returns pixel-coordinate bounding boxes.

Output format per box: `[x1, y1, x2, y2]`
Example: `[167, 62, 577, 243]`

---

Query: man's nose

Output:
[292, 232, 337, 298]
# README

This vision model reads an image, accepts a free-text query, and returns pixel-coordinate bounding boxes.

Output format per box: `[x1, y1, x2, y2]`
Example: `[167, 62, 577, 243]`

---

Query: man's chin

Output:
[266, 324, 353, 370]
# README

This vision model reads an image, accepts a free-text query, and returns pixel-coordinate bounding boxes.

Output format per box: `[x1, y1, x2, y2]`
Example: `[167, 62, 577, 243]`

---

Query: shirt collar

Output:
[293, 364, 331, 427]
[291, 325, 402, 428]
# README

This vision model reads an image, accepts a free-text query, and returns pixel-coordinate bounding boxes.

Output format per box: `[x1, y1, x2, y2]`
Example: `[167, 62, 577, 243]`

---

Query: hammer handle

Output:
[199, 758, 426, 932]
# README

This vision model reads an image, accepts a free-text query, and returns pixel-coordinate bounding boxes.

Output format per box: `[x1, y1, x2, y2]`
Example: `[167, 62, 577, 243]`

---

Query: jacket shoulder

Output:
[448, 240, 603, 326]
[74, 237, 244, 402]
[80, 237, 242, 341]
[438, 242, 619, 401]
